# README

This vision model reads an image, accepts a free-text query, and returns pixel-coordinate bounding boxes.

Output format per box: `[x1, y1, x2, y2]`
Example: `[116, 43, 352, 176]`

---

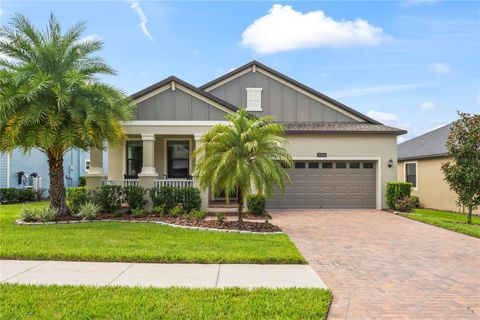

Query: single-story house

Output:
[86, 61, 406, 210]
[397, 123, 478, 214]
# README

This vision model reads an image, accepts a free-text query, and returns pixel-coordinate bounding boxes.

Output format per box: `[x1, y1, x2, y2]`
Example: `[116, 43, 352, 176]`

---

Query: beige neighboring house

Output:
[397, 123, 478, 214]
[86, 61, 406, 210]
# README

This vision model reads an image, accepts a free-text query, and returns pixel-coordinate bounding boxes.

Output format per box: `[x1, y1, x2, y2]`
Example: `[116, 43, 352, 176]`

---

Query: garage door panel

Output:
[267, 161, 376, 209]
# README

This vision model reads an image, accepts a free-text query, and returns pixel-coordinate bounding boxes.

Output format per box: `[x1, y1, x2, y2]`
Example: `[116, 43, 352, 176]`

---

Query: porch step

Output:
[207, 207, 239, 214]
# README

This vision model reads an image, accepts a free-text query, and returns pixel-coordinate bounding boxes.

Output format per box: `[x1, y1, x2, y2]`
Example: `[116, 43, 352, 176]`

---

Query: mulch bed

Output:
[25, 213, 282, 233]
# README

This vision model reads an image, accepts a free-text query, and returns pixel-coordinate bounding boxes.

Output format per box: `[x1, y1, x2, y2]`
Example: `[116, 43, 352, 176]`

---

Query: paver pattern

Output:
[271, 210, 480, 320]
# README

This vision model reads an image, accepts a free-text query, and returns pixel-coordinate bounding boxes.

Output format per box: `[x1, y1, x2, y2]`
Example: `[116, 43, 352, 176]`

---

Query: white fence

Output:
[154, 179, 194, 188]
[102, 179, 139, 187]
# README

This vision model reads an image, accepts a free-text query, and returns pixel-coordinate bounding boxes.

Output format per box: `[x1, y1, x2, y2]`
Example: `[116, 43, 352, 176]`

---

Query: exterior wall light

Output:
[388, 159, 393, 168]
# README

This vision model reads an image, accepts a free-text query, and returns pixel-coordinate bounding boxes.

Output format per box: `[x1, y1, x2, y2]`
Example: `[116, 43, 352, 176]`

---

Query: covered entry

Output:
[267, 161, 377, 209]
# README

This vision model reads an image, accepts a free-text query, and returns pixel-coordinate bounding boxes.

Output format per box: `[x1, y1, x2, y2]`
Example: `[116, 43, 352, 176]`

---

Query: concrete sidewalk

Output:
[0, 260, 326, 289]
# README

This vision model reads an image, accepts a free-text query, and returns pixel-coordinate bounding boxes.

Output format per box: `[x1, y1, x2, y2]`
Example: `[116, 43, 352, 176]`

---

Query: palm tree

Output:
[194, 109, 292, 221]
[0, 14, 133, 215]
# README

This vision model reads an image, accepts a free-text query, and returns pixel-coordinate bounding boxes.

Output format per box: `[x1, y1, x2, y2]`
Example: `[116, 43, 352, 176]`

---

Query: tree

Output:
[193, 109, 292, 221]
[441, 112, 480, 224]
[0, 14, 133, 215]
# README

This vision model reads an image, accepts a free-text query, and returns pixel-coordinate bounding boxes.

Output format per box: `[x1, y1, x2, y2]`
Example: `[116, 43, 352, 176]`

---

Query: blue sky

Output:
[1, 0, 479, 142]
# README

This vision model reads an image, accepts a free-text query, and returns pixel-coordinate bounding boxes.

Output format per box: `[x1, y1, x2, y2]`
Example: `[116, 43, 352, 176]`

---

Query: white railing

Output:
[154, 179, 194, 188]
[102, 179, 139, 187]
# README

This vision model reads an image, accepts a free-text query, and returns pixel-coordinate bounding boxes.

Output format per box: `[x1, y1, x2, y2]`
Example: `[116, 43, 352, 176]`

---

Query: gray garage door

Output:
[267, 161, 376, 209]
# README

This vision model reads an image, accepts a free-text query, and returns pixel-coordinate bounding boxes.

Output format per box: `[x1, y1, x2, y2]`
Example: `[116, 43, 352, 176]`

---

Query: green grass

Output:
[0, 202, 305, 264]
[400, 208, 480, 238]
[0, 283, 332, 320]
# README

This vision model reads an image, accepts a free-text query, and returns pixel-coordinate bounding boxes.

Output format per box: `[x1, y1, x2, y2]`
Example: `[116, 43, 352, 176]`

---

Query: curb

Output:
[15, 219, 284, 235]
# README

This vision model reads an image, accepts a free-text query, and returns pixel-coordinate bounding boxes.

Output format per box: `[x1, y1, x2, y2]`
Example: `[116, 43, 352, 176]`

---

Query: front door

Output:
[167, 141, 190, 178]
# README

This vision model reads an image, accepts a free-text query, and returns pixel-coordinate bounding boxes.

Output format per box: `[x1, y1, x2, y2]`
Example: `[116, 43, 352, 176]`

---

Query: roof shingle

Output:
[398, 123, 452, 160]
[277, 121, 406, 135]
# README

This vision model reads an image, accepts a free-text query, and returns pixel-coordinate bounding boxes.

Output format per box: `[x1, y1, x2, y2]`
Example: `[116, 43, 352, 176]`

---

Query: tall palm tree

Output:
[194, 109, 292, 221]
[0, 14, 133, 214]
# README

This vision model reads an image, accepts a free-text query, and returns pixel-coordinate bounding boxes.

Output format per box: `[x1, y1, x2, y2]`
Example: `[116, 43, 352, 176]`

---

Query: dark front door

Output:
[167, 141, 189, 178]
[126, 141, 143, 178]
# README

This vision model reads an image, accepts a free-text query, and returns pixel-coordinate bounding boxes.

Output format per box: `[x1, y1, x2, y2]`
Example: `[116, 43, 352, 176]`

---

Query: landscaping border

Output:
[14, 219, 284, 235]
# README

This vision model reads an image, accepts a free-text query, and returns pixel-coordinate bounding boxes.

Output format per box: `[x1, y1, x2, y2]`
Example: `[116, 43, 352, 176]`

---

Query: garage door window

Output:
[295, 162, 306, 169]
[363, 162, 374, 169]
[349, 162, 360, 169]
[308, 162, 319, 169]
[336, 162, 347, 169]
[322, 162, 333, 169]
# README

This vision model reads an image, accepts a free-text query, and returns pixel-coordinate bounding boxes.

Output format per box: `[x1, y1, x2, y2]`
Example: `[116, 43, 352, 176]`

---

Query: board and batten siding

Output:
[0, 153, 8, 188]
[135, 88, 228, 121]
[207, 71, 357, 122]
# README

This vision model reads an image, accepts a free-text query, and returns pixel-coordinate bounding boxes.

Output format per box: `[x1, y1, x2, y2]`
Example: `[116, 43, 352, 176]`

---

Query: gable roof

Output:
[200, 60, 381, 125]
[398, 123, 452, 160]
[280, 122, 407, 135]
[130, 76, 239, 113]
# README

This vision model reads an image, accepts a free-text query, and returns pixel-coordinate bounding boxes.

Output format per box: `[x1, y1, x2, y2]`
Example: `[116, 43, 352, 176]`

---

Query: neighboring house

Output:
[0, 148, 103, 192]
[397, 123, 478, 214]
[86, 61, 406, 210]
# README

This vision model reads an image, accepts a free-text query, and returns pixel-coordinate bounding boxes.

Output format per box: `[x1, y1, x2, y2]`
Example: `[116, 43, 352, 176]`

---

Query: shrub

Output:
[410, 195, 420, 208]
[91, 185, 123, 213]
[17, 189, 36, 202]
[131, 208, 146, 218]
[151, 205, 165, 216]
[18, 207, 37, 221]
[149, 186, 176, 212]
[169, 204, 184, 217]
[0, 188, 19, 203]
[19, 206, 58, 222]
[78, 176, 86, 187]
[247, 194, 266, 216]
[175, 187, 201, 213]
[75, 202, 100, 220]
[66, 187, 89, 213]
[394, 196, 416, 213]
[386, 182, 412, 209]
[123, 186, 146, 210]
[216, 212, 226, 222]
[190, 209, 207, 221]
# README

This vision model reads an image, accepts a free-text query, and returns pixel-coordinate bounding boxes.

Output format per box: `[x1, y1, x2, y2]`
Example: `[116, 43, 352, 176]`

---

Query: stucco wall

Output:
[398, 157, 479, 214]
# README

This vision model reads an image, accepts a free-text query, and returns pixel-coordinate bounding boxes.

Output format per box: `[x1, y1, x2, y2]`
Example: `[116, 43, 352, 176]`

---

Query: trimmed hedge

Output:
[247, 194, 266, 216]
[149, 186, 201, 214]
[386, 182, 412, 209]
[123, 186, 147, 210]
[0, 188, 36, 204]
[66, 187, 88, 213]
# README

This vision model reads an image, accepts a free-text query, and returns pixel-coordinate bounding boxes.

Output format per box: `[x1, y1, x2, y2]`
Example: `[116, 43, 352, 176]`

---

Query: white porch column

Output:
[193, 133, 209, 210]
[138, 134, 157, 209]
[86, 148, 106, 189]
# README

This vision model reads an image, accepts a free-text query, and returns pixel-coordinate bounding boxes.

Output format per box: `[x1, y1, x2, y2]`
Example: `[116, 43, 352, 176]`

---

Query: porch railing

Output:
[154, 179, 194, 188]
[102, 179, 139, 187]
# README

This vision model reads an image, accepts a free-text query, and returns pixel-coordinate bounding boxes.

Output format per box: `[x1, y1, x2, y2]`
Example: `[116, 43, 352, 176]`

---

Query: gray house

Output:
[86, 61, 406, 210]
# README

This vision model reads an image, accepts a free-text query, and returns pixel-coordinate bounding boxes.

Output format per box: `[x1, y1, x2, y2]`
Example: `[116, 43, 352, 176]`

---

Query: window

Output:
[126, 141, 143, 178]
[335, 162, 347, 169]
[167, 141, 190, 178]
[322, 162, 333, 169]
[308, 162, 319, 169]
[405, 162, 417, 188]
[84, 159, 90, 172]
[349, 162, 360, 169]
[363, 162, 374, 169]
[294, 162, 306, 169]
[246, 88, 262, 111]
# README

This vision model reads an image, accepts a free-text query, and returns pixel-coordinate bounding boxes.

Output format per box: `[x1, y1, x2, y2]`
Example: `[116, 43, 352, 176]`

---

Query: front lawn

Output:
[401, 208, 480, 238]
[0, 284, 332, 320]
[0, 203, 305, 264]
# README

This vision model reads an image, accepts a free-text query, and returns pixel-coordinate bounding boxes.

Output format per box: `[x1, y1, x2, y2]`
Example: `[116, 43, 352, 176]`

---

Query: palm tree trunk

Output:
[237, 186, 244, 222]
[468, 205, 472, 224]
[48, 151, 67, 215]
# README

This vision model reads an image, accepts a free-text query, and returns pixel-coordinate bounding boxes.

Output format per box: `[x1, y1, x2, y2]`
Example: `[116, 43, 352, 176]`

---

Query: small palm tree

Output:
[194, 109, 292, 221]
[0, 14, 133, 215]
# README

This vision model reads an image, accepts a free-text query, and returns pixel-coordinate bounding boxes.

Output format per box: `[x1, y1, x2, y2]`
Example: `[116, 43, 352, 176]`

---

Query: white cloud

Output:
[240, 4, 389, 54]
[129, 1, 154, 42]
[330, 83, 430, 98]
[430, 62, 450, 75]
[367, 110, 399, 122]
[419, 101, 435, 110]
[80, 34, 101, 42]
[404, 0, 440, 6]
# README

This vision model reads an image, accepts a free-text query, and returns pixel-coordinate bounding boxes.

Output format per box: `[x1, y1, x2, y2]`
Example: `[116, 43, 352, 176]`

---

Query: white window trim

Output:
[404, 161, 418, 191]
[84, 159, 91, 172]
[246, 88, 262, 112]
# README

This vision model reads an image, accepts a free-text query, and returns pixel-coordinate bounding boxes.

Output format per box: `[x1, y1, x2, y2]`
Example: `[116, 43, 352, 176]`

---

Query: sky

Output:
[1, 0, 479, 143]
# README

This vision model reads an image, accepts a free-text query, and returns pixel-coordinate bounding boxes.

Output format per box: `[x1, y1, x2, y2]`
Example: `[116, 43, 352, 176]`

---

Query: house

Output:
[0, 149, 102, 192]
[397, 123, 478, 214]
[86, 61, 406, 210]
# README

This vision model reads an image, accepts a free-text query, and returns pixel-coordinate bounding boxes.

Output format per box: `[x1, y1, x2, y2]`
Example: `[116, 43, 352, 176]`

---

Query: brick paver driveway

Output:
[271, 210, 480, 320]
